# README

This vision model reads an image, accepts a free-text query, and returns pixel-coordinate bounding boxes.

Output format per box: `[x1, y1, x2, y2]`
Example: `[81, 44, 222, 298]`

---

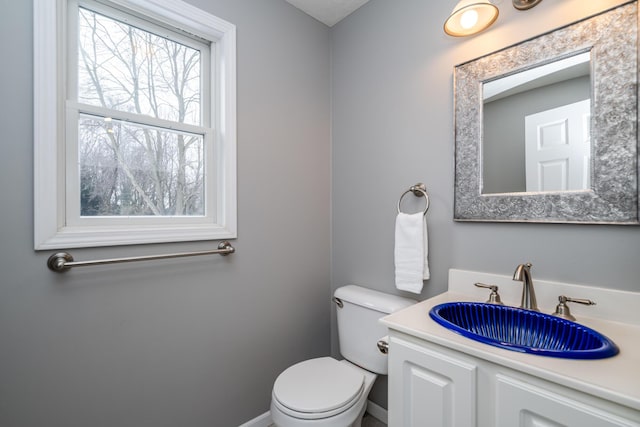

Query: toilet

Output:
[270, 285, 415, 426]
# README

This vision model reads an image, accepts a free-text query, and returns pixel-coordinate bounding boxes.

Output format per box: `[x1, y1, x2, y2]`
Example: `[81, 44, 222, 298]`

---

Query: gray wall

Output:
[331, 0, 640, 408]
[0, 1, 330, 426]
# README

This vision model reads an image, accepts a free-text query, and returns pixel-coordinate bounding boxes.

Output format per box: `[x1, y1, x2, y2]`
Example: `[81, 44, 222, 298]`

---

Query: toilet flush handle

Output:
[377, 337, 389, 355]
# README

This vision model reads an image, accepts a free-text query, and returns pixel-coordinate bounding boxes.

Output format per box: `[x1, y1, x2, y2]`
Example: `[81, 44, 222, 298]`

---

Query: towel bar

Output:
[47, 241, 235, 273]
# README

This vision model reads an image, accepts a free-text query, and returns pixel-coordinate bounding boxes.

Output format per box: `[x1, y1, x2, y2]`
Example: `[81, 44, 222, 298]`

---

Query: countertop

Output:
[381, 269, 640, 412]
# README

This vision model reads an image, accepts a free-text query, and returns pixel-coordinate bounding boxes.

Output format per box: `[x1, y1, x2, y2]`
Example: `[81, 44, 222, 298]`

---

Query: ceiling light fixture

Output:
[444, 0, 499, 37]
[512, 0, 543, 11]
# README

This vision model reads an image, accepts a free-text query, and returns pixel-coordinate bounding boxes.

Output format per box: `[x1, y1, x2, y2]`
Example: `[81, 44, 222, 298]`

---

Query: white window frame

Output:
[34, 0, 237, 250]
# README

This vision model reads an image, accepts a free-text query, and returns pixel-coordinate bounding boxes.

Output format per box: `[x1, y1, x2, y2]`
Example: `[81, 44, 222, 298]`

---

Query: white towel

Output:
[394, 212, 430, 294]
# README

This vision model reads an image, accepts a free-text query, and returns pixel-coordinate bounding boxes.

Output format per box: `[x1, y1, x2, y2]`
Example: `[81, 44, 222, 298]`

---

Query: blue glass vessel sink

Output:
[429, 302, 619, 359]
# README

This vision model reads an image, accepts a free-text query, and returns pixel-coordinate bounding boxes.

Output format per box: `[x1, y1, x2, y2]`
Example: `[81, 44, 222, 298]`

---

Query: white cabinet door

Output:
[495, 374, 640, 427]
[388, 336, 477, 427]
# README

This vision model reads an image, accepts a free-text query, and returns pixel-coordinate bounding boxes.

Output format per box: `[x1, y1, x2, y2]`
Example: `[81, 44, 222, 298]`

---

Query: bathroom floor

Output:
[267, 413, 386, 427]
[362, 413, 386, 426]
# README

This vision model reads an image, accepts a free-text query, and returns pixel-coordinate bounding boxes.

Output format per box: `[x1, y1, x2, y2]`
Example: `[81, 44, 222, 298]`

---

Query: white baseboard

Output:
[237, 411, 272, 427]
[237, 400, 387, 427]
[366, 400, 388, 424]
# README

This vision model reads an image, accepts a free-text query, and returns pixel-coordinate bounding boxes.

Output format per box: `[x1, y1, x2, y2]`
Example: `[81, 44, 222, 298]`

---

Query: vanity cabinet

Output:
[387, 334, 477, 426]
[493, 374, 639, 427]
[388, 333, 640, 427]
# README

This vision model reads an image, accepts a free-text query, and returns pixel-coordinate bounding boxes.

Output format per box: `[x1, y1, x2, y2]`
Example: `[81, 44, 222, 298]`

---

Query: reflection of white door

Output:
[525, 99, 591, 192]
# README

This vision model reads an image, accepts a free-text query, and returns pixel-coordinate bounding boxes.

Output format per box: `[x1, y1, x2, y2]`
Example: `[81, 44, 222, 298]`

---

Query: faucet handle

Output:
[552, 295, 596, 321]
[474, 282, 504, 305]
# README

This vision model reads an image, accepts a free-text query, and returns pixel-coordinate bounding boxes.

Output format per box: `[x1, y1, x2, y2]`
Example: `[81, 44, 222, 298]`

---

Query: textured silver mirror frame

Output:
[453, 1, 639, 224]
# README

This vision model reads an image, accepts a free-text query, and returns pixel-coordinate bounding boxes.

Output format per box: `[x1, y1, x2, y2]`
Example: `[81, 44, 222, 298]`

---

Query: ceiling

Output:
[284, 0, 371, 27]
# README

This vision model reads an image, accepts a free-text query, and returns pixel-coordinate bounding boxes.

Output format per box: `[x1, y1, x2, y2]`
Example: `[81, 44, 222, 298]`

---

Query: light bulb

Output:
[460, 9, 479, 30]
[444, 0, 499, 37]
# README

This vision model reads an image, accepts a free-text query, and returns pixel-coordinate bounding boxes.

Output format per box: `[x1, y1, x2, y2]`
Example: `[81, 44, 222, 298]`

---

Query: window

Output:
[34, 0, 236, 249]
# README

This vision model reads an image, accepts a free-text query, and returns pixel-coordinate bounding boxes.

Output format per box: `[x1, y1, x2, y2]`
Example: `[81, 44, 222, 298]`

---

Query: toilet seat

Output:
[272, 357, 365, 420]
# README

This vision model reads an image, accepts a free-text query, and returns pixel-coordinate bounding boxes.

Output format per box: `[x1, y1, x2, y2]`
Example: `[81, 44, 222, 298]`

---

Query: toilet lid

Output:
[273, 357, 365, 415]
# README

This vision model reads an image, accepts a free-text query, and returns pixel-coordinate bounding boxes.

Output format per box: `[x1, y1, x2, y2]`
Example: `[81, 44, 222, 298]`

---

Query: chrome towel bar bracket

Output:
[47, 241, 235, 273]
[397, 182, 430, 215]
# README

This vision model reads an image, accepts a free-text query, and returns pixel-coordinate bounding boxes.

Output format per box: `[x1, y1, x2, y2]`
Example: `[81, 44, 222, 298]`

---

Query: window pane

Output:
[77, 7, 202, 125]
[79, 114, 205, 217]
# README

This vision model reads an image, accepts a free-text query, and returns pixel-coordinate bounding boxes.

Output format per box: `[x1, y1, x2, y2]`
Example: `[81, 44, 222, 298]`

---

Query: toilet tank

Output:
[334, 285, 415, 374]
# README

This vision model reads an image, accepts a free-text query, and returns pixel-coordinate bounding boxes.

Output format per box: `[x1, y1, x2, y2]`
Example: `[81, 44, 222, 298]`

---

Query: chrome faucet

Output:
[513, 262, 539, 311]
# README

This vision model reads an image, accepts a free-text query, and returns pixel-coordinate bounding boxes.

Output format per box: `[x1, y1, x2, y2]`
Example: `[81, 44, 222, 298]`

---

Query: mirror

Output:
[483, 51, 591, 194]
[454, 1, 639, 223]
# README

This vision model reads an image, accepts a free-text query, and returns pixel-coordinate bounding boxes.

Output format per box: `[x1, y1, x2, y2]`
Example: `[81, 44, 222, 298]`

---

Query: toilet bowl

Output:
[270, 285, 416, 427]
[270, 358, 376, 426]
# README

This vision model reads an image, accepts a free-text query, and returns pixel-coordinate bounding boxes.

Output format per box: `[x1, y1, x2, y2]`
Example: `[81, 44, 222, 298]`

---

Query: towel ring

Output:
[397, 183, 430, 215]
